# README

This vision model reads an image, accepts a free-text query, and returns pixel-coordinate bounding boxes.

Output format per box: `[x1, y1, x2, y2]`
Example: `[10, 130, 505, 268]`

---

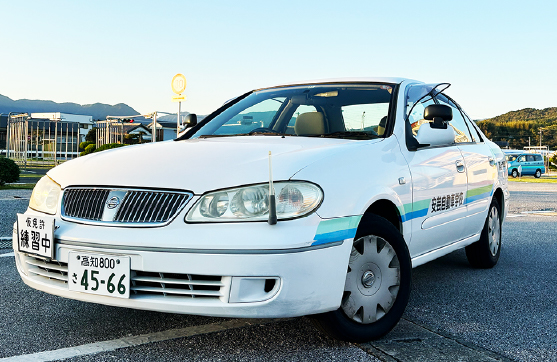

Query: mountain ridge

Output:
[476, 107, 557, 149]
[0, 93, 142, 120]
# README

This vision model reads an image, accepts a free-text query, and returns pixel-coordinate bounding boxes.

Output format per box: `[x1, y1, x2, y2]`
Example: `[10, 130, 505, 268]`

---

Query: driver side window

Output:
[435, 94, 473, 143]
[407, 98, 436, 137]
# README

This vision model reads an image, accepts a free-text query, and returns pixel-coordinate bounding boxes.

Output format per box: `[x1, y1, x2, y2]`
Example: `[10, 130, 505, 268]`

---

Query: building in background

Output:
[145, 120, 179, 141]
[31, 113, 93, 142]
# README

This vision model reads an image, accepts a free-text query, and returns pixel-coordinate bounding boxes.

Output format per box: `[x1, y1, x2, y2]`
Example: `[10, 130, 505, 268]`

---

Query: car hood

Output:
[48, 136, 377, 193]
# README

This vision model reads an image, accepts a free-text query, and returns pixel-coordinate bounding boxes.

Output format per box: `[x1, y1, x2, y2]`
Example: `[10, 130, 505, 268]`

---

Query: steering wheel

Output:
[248, 127, 274, 134]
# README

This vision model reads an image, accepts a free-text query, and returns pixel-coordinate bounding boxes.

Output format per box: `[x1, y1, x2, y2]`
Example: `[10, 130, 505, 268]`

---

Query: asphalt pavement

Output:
[1, 182, 556, 361]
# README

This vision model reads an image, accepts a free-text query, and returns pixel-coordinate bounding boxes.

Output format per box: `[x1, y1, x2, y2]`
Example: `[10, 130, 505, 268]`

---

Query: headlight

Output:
[186, 181, 323, 222]
[29, 176, 61, 215]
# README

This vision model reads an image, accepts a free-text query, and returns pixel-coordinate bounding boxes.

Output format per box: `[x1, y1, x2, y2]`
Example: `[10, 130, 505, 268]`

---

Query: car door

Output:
[525, 154, 536, 174]
[436, 93, 496, 238]
[516, 155, 528, 174]
[403, 85, 469, 258]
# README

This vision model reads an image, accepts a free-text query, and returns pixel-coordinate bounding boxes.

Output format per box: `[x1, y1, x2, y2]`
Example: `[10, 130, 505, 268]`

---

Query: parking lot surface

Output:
[1, 182, 556, 361]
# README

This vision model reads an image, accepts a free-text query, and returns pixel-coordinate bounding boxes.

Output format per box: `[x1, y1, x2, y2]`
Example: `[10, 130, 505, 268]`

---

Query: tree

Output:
[0, 157, 20, 186]
[85, 127, 97, 142]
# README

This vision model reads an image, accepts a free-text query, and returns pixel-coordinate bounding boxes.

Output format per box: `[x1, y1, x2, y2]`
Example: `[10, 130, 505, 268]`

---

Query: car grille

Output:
[131, 271, 225, 299]
[63, 189, 110, 221]
[22, 255, 226, 300]
[24, 256, 69, 287]
[62, 187, 192, 226]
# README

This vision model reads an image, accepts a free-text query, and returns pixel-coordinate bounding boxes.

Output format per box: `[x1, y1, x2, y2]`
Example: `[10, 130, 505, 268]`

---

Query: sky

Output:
[1, 0, 556, 120]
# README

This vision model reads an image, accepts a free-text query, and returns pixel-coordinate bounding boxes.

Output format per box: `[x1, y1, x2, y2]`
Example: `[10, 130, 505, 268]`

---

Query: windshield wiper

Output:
[319, 131, 377, 139]
[199, 131, 293, 139]
[248, 130, 293, 136]
[198, 134, 248, 138]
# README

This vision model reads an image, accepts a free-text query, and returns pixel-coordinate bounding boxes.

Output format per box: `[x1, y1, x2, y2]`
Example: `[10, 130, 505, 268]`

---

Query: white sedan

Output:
[14, 78, 509, 342]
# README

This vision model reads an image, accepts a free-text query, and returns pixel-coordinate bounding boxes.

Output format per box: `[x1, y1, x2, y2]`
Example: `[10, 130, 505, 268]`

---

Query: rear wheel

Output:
[511, 169, 518, 178]
[534, 169, 542, 178]
[310, 215, 411, 342]
[465, 198, 501, 268]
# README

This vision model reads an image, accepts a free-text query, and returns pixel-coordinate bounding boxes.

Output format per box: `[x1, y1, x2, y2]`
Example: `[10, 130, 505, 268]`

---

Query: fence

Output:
[95, 119, 124, 147]
[7, 113, 80, 167]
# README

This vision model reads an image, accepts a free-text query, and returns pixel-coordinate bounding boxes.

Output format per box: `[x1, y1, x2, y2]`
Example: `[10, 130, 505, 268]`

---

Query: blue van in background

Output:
[505, 152, 545, 178]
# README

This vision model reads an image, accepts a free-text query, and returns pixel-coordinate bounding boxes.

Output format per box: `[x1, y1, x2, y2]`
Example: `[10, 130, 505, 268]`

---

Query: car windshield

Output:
[190, 83, 394, 140]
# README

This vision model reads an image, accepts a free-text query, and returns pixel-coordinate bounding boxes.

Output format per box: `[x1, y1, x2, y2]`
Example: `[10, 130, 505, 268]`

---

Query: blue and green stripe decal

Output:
[311, 184, 494, 246]
[312, 215, 362, 246]
[465, 184, 494, 204]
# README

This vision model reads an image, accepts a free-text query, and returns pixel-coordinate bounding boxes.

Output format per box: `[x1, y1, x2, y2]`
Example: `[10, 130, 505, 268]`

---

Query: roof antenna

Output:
[268, 151, 277, 225]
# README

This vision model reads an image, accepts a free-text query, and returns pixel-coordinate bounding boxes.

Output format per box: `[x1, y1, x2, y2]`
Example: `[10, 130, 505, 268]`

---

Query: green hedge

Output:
[93, 143, 126, 153]
[0, 157, 20, 186]
[79, 141, 95, 151]
[79, 143, 127, 156]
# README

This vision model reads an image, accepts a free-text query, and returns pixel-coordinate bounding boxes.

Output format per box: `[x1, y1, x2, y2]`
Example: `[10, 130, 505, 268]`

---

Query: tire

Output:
[511, 169, 518, 178]
[310, 214, 412, 342]
[534, 169, 542, 178]
[465, 198, 502, 268]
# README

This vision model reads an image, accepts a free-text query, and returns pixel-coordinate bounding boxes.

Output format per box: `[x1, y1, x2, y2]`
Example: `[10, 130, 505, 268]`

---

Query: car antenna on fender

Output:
[268, 151, 278, 225]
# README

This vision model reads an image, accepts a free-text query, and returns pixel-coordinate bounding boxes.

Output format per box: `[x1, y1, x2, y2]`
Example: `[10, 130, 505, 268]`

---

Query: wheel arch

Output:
[356, 199, 403, 239]
[493, 187, 504, 216]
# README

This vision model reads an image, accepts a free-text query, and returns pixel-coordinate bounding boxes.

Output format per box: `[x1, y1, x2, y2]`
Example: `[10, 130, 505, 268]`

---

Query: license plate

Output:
[17, 213, 55, 259]
[68, 252, 130, 298]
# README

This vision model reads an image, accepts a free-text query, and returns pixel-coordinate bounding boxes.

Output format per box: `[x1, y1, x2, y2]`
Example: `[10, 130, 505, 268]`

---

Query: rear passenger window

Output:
[535, 155, 543, 161]
[526, 155, 535, 162]
[341, 103, 389, 133]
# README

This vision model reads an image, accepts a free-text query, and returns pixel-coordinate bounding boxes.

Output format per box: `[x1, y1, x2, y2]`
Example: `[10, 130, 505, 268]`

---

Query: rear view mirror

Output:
[424, 105, 452, 129]
[183, 113, 197, 128]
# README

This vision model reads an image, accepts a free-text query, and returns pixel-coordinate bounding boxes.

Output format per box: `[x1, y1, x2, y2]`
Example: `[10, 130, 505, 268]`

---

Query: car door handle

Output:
[488, 156, 496, 166]
[455, 160, 465, 173]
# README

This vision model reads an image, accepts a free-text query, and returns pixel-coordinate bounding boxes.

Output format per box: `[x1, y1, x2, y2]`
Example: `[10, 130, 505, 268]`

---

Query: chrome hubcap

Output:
[341, 235, 400, 324]
[488, 206, 501, 256]
[362, 271, 376, 288]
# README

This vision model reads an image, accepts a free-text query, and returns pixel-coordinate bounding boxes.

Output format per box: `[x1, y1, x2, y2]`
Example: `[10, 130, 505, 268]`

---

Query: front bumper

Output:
[13, 213, 352, 318]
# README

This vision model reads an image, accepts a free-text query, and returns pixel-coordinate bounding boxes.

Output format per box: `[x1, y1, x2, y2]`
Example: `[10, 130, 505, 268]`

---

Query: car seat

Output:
[294, 112, 326, 136]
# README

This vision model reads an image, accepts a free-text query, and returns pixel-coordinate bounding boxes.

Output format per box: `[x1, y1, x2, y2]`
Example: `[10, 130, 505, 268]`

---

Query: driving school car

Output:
[14, 78, 509, 342]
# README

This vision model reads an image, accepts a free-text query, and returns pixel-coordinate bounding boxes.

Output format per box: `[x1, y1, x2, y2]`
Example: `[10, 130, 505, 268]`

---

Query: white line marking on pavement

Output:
[0, 318, 281, 362]
[0, 252, 14, 258]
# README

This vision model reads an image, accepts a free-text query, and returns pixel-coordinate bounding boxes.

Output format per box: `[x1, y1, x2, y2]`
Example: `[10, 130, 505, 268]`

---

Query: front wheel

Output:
[511, 169, 518, 178]
[310, 215, 411, 342]
[465, 198, 502, 268]
[534, 169, 542, 178]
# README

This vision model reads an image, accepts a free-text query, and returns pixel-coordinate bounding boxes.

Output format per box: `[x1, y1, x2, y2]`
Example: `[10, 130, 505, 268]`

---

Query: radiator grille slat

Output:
[62, 188, 191, 225]
[131, 271, 224, 299]
[154, 194, 171, 222]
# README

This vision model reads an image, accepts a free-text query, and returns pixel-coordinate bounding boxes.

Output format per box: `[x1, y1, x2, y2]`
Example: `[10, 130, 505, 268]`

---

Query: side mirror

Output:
[424, 104, 452, 129]
[183, 113, 197, 128]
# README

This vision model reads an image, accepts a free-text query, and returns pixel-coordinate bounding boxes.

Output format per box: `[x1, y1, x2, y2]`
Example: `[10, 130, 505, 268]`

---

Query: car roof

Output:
[506, 152, 542, 156]
[256, 77, 420, 91]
